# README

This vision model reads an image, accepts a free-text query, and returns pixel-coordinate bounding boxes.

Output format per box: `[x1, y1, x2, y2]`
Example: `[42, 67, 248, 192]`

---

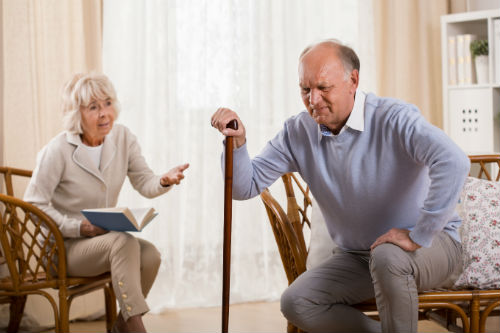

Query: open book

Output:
[81, 207, 158, 232]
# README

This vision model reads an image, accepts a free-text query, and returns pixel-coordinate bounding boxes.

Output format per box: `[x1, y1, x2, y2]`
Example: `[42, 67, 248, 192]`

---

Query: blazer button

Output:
[122, 293, 128, 299]
[126, 306, 132, 312]
[118, 281, 124, 287]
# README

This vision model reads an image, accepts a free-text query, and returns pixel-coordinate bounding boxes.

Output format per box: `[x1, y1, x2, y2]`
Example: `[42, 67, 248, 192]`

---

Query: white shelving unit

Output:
[441, 8, 500, 154]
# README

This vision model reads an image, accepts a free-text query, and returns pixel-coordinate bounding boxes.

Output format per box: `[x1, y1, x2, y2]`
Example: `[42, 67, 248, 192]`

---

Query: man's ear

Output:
[350, 69, 359, 92]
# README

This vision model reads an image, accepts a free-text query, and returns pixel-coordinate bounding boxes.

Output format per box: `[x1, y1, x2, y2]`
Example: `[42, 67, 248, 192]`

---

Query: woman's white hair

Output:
[61, 73, 120, 134]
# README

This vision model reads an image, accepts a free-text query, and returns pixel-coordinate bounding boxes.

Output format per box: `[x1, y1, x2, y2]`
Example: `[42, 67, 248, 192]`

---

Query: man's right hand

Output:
[211, 107, 247, 149]
[80, 219, 108, 237]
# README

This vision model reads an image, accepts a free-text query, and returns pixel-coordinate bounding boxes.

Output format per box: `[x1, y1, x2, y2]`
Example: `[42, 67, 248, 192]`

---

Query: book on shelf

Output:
[457, 34, 465, 85]
[448, 36, 458, 85]
[494, 19, 500, 84]
[81, 207, 158, 232]
[463, 34, 477, 84]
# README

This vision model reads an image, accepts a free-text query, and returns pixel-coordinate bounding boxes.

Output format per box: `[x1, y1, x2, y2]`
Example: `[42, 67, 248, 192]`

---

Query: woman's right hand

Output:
[211, 107, 246, 149]
[80, 219, 108, 237]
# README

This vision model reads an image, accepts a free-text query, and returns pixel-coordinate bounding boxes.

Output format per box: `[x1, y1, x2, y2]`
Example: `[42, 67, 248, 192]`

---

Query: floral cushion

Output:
[454, 177, 500, 289]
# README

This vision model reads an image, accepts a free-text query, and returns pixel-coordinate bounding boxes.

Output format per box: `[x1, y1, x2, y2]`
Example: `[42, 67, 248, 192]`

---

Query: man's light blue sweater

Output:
[226, 92, 470, 250]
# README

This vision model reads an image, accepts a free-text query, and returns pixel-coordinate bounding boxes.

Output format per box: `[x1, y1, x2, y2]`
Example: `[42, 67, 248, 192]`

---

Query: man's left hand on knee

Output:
[370, 228, 422, 252]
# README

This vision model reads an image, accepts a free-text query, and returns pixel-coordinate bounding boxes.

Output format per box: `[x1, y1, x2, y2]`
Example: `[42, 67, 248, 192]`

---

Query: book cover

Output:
[81, 207, 158, 232]
[448, 36, 457, 85]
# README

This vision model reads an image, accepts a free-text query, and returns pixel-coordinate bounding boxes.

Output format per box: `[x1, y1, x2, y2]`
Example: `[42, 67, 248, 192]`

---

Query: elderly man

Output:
[211, 39, 469, 332]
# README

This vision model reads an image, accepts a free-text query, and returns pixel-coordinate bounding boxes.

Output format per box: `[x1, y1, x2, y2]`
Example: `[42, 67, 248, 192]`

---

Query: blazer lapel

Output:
[100, 130, 116, 173]
[66, 132, 105, 183]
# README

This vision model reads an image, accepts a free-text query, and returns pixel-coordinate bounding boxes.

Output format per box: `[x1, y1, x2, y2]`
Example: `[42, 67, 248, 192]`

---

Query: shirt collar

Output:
[317, 90, 366, 140]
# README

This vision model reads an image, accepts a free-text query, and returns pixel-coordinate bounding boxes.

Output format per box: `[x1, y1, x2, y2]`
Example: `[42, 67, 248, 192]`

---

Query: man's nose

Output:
[309, 89, 321, 106]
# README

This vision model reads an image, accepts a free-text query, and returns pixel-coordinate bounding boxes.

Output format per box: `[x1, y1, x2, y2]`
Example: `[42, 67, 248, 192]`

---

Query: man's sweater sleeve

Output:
[391, 105, 470, 247]
[220, 122, 299, 200]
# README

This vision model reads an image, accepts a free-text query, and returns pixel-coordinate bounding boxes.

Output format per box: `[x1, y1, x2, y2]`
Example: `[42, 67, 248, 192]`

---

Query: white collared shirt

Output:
[319, 89, 366, 137]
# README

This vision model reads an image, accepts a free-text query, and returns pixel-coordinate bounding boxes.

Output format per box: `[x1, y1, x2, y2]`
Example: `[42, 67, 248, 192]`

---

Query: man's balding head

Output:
[300, 39, 360, 81]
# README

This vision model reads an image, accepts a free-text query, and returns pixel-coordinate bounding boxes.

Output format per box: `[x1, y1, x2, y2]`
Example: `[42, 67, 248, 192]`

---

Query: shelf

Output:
[441, 9, 500, 24]
[441, 9, 500, 154]
[447, 84, 500, 89]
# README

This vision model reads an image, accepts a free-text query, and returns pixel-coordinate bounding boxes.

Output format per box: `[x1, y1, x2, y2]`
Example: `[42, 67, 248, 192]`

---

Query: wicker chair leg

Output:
[7, 295, 27, 333]
[470, 297, 480, 333]
[104, 283, 117, 333]
[446, 309, 456, 329]
[58, 292, 70, 333]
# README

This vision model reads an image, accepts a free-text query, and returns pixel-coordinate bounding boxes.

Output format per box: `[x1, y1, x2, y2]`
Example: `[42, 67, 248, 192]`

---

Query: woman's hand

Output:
[160, 163, 190, 186]
[80, 219, 108, 237]
[211, 107, 247, 149]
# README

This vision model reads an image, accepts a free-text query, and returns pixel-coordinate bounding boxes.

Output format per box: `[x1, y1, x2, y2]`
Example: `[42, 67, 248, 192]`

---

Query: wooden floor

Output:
[43, 301, 500, 333]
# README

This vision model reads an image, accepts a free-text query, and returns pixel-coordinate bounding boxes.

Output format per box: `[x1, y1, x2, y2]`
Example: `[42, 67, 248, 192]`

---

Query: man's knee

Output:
[280, 284, 308, 322]
[280, 286, 294, 320]
[370, 243, 412, 278]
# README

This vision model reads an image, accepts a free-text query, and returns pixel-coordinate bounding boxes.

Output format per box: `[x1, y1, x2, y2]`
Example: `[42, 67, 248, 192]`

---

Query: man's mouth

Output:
[312, 106, 328, 115]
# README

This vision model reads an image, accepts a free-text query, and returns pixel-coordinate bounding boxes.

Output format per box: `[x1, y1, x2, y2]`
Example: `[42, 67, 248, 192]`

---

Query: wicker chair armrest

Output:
[0, 193, 68, 283]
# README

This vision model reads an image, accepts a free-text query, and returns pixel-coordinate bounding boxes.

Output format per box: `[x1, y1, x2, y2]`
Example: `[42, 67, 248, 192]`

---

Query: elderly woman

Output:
[24, 73, 188, 333]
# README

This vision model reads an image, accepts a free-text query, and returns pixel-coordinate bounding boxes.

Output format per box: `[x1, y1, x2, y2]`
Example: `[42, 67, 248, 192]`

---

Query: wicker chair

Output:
[260, 155, 500, 333]
[0, 167, 117, 333]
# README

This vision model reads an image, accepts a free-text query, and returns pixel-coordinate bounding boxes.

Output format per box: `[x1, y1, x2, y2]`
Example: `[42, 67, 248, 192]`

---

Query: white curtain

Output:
[103, 0, 375, 311]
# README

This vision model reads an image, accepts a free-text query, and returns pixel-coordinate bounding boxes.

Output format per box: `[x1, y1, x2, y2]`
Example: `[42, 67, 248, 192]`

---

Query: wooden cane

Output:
[222, 119, 238, 333]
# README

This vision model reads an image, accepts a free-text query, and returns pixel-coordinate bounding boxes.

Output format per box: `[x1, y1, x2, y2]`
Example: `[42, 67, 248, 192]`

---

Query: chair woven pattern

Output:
[268, 209, 301, 284]
[0, 167, 117, 333]
[0, 199, 60, 287]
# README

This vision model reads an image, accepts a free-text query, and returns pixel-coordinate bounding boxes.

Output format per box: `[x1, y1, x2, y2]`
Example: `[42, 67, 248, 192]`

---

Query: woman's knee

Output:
[109, 232, 140, 257]
[140, 240, 162, 271]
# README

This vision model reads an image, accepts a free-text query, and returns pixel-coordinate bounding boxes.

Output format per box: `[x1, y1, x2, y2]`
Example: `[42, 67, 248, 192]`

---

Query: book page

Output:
[122, 208, 138, 228]
[84, 207, 126, 213]
[130, 207, 155, 229]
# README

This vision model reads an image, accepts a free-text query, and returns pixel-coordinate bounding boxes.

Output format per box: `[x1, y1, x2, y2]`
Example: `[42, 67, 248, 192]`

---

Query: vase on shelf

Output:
[474, 55, 489, 84]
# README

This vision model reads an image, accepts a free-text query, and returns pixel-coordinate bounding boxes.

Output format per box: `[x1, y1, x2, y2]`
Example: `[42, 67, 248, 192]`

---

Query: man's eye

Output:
[301, 88, 310, 94]
[106, 100, 112, 106]
[89, 105, 97, 111]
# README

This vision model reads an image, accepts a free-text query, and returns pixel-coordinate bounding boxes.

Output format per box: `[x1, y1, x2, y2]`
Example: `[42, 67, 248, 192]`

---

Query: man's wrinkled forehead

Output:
[299, 52, 342, 82]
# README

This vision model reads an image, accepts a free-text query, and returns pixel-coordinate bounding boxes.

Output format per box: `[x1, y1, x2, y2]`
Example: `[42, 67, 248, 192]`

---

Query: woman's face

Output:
[80, 98, 115, 146]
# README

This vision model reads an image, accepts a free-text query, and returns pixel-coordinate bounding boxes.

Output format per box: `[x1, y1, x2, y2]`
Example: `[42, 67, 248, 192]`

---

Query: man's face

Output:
[299, 45, 358, 133]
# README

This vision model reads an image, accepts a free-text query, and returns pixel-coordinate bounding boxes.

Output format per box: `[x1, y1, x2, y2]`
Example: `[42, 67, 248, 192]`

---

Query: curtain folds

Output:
[103, 0, 375, 311]
[374, 0, 449, 127]
[1, 0, 102, 169]
[0, 0, 103, 328]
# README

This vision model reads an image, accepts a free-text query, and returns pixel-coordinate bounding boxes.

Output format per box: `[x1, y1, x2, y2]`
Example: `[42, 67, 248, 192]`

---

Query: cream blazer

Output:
[24, 124, 171, 238]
